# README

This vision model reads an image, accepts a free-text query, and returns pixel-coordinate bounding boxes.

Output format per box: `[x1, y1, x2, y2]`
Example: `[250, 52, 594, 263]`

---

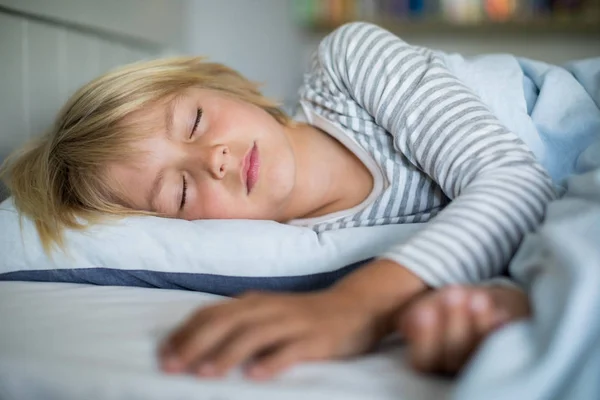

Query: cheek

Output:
[192, 182, 244, 220]
[203, 200, 234, 219]
[193, 188, 229, 219]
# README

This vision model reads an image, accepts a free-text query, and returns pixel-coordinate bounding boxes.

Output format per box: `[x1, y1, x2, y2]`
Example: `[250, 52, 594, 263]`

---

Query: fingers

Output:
[248, 339, 329, 380]
[204, 319, 308, 377]
[442, 288, 474, 372]
[406, 304, 444, 372]
[400, 286, 506, 376]
[160, 300, 279, 374]
[158, 293, 333, 380]
[470, 290, 497, 335]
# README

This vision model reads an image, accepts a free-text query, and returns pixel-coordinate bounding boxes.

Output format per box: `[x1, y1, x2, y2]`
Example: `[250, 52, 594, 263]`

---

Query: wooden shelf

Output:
[304, 16, 600, 36]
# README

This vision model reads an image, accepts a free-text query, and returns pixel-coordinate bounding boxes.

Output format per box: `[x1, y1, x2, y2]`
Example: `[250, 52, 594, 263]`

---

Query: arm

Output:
[330, 258, 428, 331]
[307, 22, 556, 286]
[158, 259, 426, 380]
[157, 24, 556, 379]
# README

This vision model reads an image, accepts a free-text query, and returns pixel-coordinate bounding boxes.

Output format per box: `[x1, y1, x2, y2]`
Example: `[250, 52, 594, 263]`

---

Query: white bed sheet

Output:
[0, 281, 453, 400]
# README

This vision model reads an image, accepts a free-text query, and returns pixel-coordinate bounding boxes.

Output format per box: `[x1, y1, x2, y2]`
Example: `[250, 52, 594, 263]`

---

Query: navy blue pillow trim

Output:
[0, 259, 372, 297]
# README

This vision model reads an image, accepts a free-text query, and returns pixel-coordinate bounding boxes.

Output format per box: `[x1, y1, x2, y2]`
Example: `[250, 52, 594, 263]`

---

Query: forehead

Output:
[124, 87, 217, 131]
[123, 94, 175, 133]
[102, 136, 163, 204]
[103, 103, 174, 210]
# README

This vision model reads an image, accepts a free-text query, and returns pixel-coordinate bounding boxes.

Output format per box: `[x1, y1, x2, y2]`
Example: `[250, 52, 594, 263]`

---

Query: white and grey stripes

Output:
[295, 22, 556, 286]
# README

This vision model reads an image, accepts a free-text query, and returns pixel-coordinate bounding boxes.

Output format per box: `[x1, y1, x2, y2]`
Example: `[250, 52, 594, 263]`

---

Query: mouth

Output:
[242, 142, 260, 194]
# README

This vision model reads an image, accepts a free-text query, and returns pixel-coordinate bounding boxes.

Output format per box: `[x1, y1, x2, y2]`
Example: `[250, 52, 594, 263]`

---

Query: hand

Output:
[397, 285, 530, 375]
[158, 289, 390, 380]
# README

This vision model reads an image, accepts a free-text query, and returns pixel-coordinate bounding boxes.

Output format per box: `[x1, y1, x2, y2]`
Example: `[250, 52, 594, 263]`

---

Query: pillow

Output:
[0, 198, 423, 296]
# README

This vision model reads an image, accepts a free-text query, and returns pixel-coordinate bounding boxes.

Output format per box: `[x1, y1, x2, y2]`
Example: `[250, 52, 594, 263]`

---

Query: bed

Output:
[0, 281, 453, 400]
[2, 172, 600, 400]
[3, 171, 600, 400]
[2, 3, 600, 400]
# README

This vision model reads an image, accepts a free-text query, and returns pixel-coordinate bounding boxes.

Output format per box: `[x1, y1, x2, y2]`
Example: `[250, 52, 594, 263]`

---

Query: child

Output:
[1, 22, 554, 378]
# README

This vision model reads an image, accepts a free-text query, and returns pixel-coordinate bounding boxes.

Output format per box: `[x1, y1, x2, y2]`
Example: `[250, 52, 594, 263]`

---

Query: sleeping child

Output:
[0, 22, 557, 379]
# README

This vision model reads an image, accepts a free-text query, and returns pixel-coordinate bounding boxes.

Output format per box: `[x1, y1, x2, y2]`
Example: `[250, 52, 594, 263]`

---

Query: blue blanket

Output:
[520, 57, 600, 185]
[447, 56, 600, 400]
[443, 53, 600, 188]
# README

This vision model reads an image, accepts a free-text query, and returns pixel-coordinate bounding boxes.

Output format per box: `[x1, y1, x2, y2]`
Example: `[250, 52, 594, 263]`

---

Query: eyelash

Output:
[180, 175, 187, 210]
[180, 108, 201, 210]
[190, 108, 203, 138]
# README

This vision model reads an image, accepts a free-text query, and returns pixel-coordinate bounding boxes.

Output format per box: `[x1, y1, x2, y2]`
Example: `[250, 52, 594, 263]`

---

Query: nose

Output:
[206, 144, 230, 179]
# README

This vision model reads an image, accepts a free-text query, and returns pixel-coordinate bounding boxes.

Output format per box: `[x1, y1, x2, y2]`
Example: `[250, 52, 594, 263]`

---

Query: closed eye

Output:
[179, 175, 187, 210]
[190, 108, 203, 138]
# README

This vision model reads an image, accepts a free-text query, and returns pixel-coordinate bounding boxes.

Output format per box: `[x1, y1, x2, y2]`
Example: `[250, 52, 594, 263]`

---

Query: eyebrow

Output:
[146, 169, 165, 212]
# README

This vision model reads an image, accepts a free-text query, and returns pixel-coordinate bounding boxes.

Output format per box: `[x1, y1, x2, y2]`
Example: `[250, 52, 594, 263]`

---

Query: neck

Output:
[278, 123, 347, 221]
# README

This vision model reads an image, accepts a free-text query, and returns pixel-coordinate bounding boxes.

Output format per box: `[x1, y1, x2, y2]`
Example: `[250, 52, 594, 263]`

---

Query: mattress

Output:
[0, 281, 453, 400]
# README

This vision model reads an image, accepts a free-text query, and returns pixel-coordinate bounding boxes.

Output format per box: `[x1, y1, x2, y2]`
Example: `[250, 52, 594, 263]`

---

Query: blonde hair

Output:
[0, 56, 291, 252]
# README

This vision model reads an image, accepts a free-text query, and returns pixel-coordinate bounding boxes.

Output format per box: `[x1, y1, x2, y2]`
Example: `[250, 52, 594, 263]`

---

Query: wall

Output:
[0, 0, 184, 48]
[367, 32, 600, 64]
[183, 0, 307, 109]
[182, 0, 600, 109]
[0, 1, 186, 200]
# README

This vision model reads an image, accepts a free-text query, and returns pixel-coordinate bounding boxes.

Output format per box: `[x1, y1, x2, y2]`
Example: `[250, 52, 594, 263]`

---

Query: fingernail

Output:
[161, 355, 182, 373]
[444, 288, 466, 306]
[249, 366, 267, 380]
[470, 293, 489, 313]
[197, 363, 216, 377]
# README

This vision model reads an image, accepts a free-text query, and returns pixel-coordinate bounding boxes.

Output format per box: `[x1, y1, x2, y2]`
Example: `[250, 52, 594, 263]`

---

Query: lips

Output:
[242, 142, 260, 194]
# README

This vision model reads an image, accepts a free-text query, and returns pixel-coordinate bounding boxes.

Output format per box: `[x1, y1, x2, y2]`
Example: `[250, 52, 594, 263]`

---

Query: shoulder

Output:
[320, 22, 396, 45]
[317, 22, 409, 58]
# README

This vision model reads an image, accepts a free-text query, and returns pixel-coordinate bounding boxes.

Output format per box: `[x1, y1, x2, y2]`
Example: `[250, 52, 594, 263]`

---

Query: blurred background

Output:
[0, 0, 599, 200]
[187, 0, 600, 107]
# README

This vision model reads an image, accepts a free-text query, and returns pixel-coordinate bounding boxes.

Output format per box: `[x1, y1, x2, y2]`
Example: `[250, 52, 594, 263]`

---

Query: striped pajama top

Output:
[288, 22, 556, 287]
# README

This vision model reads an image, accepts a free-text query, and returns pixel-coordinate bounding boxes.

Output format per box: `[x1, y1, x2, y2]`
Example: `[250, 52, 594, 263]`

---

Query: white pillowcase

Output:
[0, 198, 423, 295]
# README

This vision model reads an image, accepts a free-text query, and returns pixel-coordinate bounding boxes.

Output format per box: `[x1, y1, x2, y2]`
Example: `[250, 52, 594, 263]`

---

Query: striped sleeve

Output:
[315, 22, 556, 286]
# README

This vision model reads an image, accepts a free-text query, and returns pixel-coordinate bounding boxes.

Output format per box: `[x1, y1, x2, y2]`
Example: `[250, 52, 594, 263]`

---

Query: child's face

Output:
[106, 87, 297, 221]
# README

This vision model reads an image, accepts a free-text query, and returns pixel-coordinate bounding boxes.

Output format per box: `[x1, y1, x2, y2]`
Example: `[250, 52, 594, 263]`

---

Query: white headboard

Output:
[0, 0, 185, 200]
